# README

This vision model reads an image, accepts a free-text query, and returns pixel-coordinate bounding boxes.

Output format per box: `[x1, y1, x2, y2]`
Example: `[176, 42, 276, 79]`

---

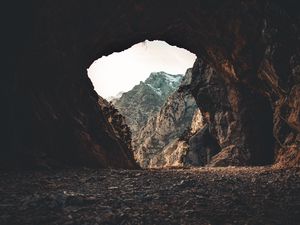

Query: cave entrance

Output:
[87, 40, 219, 168]
[88, 40, 196, 100]
[4, 0, 298, 170]
[87, 38, 277, 169]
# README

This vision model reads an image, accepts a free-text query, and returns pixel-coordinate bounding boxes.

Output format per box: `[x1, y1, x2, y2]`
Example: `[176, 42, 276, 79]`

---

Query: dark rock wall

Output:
[191, 58, 275, 166]
[187, 125, 221, 166]
[98, 96, 136, 162]
[3, 0, 300, 168]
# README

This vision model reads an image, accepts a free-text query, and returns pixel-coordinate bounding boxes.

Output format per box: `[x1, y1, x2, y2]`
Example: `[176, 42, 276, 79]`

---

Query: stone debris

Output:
[0, 167, 299, 225]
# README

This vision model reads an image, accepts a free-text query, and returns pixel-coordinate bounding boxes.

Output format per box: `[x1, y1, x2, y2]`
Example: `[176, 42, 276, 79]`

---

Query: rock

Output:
[185, 124, 221, 166]
[149, 138, 189, 168]
[108, 186, 119, 190]
[1, 167, 300, 224]
[209, 145, 249, 167]
[191, 58, 275, 166]
[133, 69, 199, 168]
[3, 0, 300, 168]
[98, 96, 133, 152]
[113, 72, 183, 136]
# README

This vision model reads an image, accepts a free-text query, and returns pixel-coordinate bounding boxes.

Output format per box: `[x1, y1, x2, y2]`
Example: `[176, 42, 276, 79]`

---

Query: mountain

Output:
[107, 91, 125, 103]
[133, 69, 201, 168]
[112, 72, 183, 136]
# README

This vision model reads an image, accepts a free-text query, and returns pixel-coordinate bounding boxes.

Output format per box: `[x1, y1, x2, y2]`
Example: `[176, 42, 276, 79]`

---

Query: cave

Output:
[87, 40, 208, 168]
[3, 1, 300, 169]
[2, 1, 300, 224]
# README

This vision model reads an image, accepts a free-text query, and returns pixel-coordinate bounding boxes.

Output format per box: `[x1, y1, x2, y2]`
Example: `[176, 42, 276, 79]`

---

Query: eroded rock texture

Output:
[113, 72, 182, 137]
[146, 108, 221, 168]
[134, 69, 198, 168]
[191, 59, 275, 166]
[98, 96, 133, 154]
[3, 0, 300, 168]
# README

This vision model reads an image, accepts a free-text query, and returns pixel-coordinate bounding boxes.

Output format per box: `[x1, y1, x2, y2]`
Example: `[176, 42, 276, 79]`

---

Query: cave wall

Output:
[3, 0, 300, 168]
[191, 58, 275, 166]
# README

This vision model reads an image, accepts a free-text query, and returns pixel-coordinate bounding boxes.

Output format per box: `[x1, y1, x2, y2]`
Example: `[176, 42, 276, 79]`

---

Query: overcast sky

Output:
[87, 40, 196, 98]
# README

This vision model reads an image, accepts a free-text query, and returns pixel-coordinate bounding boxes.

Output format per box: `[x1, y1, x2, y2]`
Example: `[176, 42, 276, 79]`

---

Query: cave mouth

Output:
[86, 39, 277, 168]
[87, 40, 196, 100]
[1, 0, 299, 173]
[87, 40, 215, 168]
[2, 0, 297, 171]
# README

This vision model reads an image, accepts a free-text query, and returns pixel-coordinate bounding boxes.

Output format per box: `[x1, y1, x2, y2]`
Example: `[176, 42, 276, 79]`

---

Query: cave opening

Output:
[86, 37, 277, 169]
[86, 40, 221, 168]
[87, 40, 196, 100]
[3, 0, 293, 170]
[2, 2, 300, 223]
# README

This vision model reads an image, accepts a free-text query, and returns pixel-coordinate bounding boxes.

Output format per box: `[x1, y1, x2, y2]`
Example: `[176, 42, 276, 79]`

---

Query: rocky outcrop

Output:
[150, 109, 221, 168]
[209, 145, 249, 167]
[134, 69, 199, 168]
[145, 109, 196, 168]
[183, 117, 221, 166]
[3, 0, 300, 169]
[98, 96, 132, 151]
[191, 58, 276, 166]
[113, 72, 182, 136]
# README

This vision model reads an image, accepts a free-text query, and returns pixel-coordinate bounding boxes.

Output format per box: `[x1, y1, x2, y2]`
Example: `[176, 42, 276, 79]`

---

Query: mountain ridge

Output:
[112, 71, 183, 136]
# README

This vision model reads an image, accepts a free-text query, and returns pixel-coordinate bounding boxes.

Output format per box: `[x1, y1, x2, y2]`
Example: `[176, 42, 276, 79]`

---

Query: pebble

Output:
[0, 167, 299, 225]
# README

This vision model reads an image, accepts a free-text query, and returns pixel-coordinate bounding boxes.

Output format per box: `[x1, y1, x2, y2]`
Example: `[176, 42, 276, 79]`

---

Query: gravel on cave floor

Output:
[0, 167, 299, 225]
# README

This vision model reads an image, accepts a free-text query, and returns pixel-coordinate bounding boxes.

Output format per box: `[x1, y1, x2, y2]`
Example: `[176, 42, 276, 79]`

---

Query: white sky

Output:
[87, 40, 197, 98]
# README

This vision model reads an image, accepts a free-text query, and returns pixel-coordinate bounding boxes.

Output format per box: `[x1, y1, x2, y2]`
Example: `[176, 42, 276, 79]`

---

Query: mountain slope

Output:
[113, 72, 183, 136]
[133, 69, 200, 167]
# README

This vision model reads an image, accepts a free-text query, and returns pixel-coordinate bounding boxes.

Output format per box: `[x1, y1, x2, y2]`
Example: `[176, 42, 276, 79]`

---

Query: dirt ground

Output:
[0, 167, 299, 225]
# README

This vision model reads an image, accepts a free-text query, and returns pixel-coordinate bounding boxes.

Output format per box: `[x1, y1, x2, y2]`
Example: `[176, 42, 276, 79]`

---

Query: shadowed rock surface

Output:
[98, 96, 137, 164]
[2, 2, 300, 224]
[191, 59, 275, 166]
[3, 0, 300, 168]
[0, 167, 299, 225]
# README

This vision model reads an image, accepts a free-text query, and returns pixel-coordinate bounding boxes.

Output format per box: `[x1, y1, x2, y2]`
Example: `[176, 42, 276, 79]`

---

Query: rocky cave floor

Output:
[0, 167, 299, 225]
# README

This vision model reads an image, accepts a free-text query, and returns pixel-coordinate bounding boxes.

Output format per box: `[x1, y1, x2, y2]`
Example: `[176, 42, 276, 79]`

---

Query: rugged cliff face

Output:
[190, 59, 275, 166]
[98, 96, 133, 154]
[143, 109, 206, 168]
[3, 0, 300, 169]
[113, 72, 182, 136]
[134, 69, 199, 167]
